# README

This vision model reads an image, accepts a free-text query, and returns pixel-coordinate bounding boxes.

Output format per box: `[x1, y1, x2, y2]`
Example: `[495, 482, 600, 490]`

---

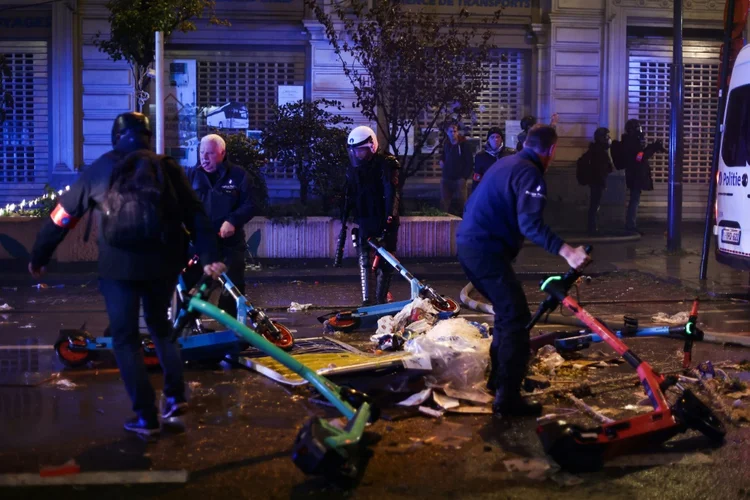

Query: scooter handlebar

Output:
[527, 246, 593, 331]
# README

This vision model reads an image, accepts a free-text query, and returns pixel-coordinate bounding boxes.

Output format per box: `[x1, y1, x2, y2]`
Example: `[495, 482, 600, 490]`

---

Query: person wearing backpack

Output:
[614, 119, 666, 233]
[576, 127, 614, 234]
[28, 112, 226, 436]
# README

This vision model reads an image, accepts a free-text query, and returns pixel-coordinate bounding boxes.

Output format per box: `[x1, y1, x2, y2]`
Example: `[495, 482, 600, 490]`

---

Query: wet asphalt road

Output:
[0, 268, 749, 499]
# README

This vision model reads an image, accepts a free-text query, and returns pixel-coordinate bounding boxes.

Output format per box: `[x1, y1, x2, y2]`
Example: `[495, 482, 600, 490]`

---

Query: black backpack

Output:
[610, 139, 626, 170]
[576, 150, 591, 186]
[100, 152, 175, 249]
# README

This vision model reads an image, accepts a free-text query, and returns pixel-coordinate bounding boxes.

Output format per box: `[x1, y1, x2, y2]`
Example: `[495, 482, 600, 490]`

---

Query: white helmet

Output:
[347, 125, 378, 153]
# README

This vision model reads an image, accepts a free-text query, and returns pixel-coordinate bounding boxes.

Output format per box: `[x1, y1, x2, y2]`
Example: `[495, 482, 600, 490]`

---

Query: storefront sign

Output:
[0, 13, 51, 38]
[278, 85, 304, 107]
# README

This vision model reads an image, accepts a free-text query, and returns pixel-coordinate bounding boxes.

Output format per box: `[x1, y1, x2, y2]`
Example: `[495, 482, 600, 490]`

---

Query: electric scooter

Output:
[318, 237, 461, 331]
[173, 274, 379, 480]
[53, 258, 294, 368]
[531, 247, 725, 472]
[531, 299, 703, 370]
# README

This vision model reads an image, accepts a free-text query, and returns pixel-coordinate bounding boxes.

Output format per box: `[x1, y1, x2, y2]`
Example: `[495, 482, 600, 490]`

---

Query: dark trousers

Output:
[458, 245, 531, 400]
[626, 188, 642, 230]
[588, 185, 605, 233]
[218, 241, 246, 318]
[99, 277, 185, 422]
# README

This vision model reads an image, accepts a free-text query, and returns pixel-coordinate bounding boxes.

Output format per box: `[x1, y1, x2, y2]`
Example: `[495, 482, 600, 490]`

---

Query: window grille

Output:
[0, 42, 48, 185]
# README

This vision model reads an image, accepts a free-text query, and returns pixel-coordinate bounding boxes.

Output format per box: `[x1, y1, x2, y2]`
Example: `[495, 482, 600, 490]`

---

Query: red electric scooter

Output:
[531, 247, 725, 472]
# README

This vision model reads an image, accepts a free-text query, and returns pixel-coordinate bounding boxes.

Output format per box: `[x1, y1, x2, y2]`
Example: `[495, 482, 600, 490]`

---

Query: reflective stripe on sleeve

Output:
[50, 204, 80, 229]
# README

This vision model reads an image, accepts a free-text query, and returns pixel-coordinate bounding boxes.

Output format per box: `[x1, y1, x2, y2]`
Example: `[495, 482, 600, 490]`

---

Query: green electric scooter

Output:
[172, 274, 379, 480]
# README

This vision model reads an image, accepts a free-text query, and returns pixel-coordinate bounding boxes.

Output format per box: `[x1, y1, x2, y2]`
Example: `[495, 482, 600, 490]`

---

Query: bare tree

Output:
[306, 0, 501, 180]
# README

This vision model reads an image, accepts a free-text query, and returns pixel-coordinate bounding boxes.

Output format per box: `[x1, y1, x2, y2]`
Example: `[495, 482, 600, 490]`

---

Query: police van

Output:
[716, 44, 750, 270]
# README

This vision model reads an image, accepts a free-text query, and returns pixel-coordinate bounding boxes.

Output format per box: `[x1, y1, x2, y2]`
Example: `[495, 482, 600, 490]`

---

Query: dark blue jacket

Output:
[457, 149, 564, 261]
[186, 161, 254, 247]
[31, 143, 218, 280]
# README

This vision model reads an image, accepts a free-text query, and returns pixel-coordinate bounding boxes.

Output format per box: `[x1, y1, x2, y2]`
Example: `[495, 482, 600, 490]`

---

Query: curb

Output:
[459, 282, 750, 348]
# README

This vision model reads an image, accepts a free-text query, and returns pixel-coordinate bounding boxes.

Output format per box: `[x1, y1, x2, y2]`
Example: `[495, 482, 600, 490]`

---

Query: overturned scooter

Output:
[318, 236, 460, 332]
[53, 256, 294, 368]
[531, 299, 703, 370]
[531, 247, 725, 472]
[173, 274, 379, 480]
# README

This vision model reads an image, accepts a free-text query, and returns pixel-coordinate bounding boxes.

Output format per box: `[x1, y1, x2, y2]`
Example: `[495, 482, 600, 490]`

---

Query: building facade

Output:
[0, 0, 730, 222]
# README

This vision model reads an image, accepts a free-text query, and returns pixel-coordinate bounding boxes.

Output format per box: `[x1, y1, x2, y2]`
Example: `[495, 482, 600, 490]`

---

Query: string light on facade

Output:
[0, 185, 70, 217]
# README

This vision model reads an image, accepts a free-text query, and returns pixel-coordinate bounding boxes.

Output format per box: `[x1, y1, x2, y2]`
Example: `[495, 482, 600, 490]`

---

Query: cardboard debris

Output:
[443, 386, 493, 405]
[446, 406, 493, 414]
[433, 391, 460, 410]
[397, 388, 432, 407]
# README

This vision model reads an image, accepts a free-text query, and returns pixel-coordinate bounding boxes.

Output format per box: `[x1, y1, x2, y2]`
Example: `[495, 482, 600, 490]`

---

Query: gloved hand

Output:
[654, 139, 667, 154]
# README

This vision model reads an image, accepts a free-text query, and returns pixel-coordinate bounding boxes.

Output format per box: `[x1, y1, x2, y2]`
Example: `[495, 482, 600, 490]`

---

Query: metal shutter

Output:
[165, 49, 306, 180]
[0, 42, 49, 201]
[415, 50, 527, 178]
[627, 38, 720, 220]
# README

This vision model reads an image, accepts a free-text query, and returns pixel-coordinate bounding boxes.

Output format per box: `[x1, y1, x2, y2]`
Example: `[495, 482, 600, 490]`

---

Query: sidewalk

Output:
[0, 223, 746, 298]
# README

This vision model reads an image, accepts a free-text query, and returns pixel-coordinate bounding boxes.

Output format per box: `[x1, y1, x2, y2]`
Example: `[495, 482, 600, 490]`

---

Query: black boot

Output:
[375, 270, 393, 305]
[358, 251, 371, 306]
[492, 387, 542, 417]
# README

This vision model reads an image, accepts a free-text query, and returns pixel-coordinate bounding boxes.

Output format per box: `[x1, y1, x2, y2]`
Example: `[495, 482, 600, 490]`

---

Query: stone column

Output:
[50, 0, 79, 182]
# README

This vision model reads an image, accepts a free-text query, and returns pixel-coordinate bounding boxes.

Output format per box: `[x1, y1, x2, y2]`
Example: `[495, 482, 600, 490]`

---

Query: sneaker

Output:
[124, 417, 160, 436]
[162, 398, 188, 419]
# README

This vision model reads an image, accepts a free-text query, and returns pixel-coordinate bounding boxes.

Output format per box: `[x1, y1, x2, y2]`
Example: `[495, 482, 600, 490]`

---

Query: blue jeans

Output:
[626, 189, 642, 229]
[457, 245, 531, 400]
[99, 277, 185, 422]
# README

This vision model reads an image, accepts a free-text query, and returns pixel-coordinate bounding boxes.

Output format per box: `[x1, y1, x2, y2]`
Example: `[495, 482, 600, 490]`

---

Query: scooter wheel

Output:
[432, 297, 460, 319]
[140, 339, 161, 367]
[54, 337, 91, 368]
[674, 389, 726, 443]
[544, 434, 604, 473]
[262, 321, 295, 351]
[326, 314, 360, 332]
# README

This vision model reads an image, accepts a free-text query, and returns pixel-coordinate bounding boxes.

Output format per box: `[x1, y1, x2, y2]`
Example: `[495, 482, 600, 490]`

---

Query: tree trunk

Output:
[298, 165, 308, 205]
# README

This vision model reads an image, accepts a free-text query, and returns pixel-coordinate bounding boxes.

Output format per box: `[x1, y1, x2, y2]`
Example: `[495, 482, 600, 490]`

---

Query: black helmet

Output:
[520, 115, 537, 132]
[594, 127, 610, 144]
[111, 112, 152, 147]
[625, 119, 642, 136]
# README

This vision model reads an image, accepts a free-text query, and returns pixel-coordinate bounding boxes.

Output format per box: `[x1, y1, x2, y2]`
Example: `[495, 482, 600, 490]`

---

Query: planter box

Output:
[0, 215, 462, 262]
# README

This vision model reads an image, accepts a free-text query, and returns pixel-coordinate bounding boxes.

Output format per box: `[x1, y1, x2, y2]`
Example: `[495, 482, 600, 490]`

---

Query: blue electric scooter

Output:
[53, 257, 294, 368]
[318, 237, 461, 332]
[530, 299, 703, 370]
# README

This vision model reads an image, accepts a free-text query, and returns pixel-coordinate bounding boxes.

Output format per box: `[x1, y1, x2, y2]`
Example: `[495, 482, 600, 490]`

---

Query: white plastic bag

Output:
[405, 318, 490, 389]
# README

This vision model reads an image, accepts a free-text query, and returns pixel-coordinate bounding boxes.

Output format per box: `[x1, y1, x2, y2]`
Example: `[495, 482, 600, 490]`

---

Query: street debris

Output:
[533, 345, 565, 375]
[0, 303, 13, 310]
[19, 324, 35, 329]
[53, 379, 78, 390]
[652, 311, 690, 324]
[397, 388, 432, 407]
[404, 317, 490, 389]
[566, 394, 615, 424]
[418, 406, 444, 418]
[433, 391, 460, 410]
[287, 302, 312, 312]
